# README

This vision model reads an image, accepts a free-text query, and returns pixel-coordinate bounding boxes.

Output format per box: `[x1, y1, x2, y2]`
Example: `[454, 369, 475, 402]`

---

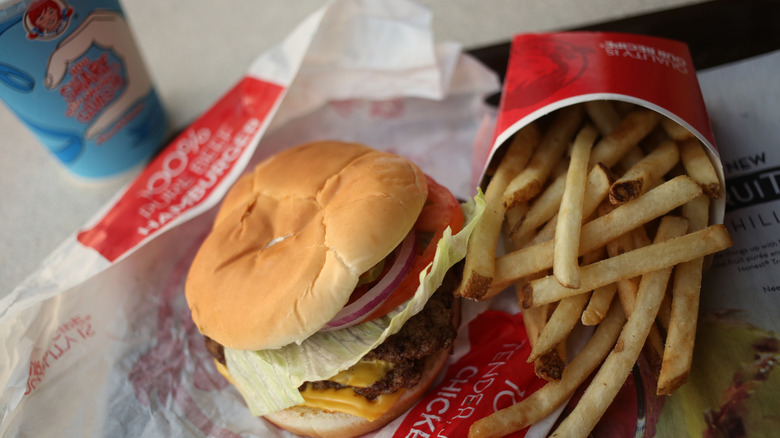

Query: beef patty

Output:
[203, 264, 461, 401]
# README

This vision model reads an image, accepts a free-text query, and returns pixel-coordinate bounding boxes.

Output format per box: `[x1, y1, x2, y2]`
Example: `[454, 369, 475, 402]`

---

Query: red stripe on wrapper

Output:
[77, 77, 284, 262]
[395, 310, 546, 437]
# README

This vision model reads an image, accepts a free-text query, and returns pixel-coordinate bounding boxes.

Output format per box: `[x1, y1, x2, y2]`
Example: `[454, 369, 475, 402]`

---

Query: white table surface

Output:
[0, 0, 706, 294]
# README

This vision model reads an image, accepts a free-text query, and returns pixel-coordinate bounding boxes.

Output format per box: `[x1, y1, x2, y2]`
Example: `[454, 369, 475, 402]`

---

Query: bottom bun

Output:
[264, 346, 451, 438]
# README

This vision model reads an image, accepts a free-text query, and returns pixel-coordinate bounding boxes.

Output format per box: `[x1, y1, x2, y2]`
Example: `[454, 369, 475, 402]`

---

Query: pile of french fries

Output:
[460, 101, 733, 438]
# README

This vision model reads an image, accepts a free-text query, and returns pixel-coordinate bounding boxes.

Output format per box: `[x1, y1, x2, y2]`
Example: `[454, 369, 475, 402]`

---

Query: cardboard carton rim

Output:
[483, 94, 726, 226]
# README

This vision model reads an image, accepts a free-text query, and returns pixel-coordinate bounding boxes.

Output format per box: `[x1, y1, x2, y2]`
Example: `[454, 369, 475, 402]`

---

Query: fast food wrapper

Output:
[0, 0, 500, 436]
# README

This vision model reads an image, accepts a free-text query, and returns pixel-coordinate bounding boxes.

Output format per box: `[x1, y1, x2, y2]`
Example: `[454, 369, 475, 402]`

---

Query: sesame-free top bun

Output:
[185, 141, 429, 351]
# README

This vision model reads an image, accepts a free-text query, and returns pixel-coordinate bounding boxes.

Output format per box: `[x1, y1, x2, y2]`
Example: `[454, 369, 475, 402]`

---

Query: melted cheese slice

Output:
[327, 359, 394, 387]
[215, 360, 236, 385]
[215, 359, 400, 421]
[299, 386, 403, 421]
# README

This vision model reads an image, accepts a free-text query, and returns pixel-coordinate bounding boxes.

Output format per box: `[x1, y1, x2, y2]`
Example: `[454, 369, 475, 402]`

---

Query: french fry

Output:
[521, 303, 550, 347]
[514, 162, 612, 250]
[531, 245, 604, 361]
[661, 116, 695, 141]
[529, 292, 590, 362]
[640, 123, 673, 154]
[656, 288, 672, 332]
[609, 139, 680, 204]
[492, 175, 704, 292]
[504, 202, 526, 229]
[632, 223, 652, 248]
[503, 202, 531, 250]
[521, 224, 732, 309]
[684, 193, 711, 233]
[509, 170, 566, 243]
[484, 164, 610, 299]
[657, 194, 711, 395]
[617, 144, 647, 176]
[554, 341, 568, 369]
[606, 230, 640, 316]
[601, 221, 667, 369]
[573, 163, 614, 222]
[548, 216, 689, 438]
[585, 102, 649, 174]
[517, 289, 567, 383]
[514, 270, 569, 383]
[534, 346, 566, 382]
[526, 218, 557, 248]
[588, 109, 661, 169]
[561, 163, 612, 221]
[613, 100, 638, 116]
[567, 175, 698, 258]
[458, 124, 541, 299]
[582, 283, 617, 325]
[554, 124, 598, 288]
[679, 138, 722, 198]
[468, 302, 626, 438]
[594, 205, 645, 317]
[584, 100, 622, 135]
[514, 269, 553, 346]
[644, 323, 666, 379]
[550, 156, 572, 179]
[466, 101, 730, 438]
[503, 105, 584, 208]
[648, 221, 671, 326]
[510, 215, 550, 348]
[615, 276, 640, 319]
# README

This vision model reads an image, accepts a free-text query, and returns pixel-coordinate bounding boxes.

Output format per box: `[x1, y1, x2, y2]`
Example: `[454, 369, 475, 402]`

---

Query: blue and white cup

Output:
[0, 0, 168, 179]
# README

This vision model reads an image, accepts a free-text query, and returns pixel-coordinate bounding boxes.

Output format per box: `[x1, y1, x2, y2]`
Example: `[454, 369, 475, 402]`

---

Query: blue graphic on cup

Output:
[0, 62, 35, 92]
[0, 0, 168, 179]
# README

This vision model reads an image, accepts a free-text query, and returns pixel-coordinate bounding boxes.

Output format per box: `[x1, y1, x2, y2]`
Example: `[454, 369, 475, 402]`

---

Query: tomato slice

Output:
[361, 175, 463, 322]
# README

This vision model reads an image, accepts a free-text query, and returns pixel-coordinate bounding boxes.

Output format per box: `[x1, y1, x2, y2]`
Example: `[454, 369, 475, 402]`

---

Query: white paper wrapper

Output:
[0, 1, 499, 436]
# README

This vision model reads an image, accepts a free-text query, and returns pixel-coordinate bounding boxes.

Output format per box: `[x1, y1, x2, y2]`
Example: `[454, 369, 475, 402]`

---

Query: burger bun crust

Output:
[185, 141, 429, 351]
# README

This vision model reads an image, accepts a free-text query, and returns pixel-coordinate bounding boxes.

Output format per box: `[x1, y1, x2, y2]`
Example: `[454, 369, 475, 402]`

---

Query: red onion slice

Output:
[322, 231, 417, 331]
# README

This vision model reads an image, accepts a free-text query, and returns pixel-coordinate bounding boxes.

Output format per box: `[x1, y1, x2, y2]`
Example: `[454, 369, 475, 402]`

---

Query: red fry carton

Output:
[473, 31, 726, 224]
[405, 31, 730, 438]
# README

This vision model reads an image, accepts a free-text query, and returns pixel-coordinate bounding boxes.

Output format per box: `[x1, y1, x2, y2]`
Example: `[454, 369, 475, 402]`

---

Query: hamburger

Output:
[185, 141, 482, 437]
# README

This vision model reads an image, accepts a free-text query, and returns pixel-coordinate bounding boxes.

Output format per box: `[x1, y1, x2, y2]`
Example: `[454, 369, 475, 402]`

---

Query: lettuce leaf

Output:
[224, 192, 485, 416]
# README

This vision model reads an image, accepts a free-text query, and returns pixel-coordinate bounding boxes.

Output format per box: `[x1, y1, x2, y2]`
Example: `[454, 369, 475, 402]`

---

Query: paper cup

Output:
[473, 31, 725, 224]
[0, 0, 168, 179]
